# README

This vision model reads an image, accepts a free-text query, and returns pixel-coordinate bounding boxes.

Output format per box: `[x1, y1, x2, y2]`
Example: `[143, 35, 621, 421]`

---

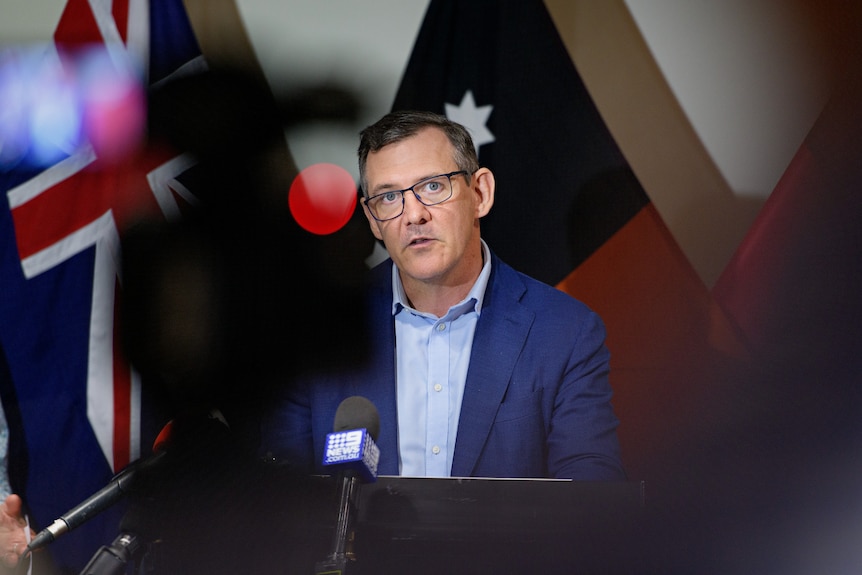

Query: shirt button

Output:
[431, 445, 441, 455]
[437, 323, 446, 332]
[433, 383, 442, 392]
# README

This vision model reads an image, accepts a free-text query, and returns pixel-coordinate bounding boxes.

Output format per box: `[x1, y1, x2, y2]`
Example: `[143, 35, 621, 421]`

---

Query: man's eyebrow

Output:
[370, 173, 440, 195]
[370, 181, 401, 195]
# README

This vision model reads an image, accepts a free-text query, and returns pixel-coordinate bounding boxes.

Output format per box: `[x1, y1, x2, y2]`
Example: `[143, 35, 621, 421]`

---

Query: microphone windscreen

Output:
[152, 419, 176, 454]
[333, 396, 380, 441]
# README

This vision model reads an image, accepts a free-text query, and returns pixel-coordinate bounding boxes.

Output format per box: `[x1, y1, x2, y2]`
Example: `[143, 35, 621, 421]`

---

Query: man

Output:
[263, 111, 624, 480]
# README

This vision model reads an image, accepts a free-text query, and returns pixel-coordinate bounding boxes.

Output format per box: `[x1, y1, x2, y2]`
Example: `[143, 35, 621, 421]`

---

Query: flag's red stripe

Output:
[113, 0, 130, 44]
[11, 151, 172, 261]
[54, 0, 102, 46]
[11, 171, 119, 260]
[112, 277, 132, 471]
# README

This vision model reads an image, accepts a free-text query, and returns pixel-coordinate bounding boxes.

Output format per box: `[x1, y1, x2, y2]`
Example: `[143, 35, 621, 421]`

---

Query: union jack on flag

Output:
[0, 0, 204, 569]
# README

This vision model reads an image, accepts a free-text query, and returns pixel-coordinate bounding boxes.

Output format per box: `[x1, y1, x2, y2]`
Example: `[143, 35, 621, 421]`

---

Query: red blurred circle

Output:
[289, 163, 358, 235]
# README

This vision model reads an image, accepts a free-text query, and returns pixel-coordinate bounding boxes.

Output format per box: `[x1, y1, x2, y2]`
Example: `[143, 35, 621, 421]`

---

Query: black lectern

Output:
[346, 477, 645, 574]
[79, 470, 643, 574]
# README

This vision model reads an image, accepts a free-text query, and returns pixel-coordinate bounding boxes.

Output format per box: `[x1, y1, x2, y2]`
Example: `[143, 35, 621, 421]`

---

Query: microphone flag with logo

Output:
[322, 396, 380, 483]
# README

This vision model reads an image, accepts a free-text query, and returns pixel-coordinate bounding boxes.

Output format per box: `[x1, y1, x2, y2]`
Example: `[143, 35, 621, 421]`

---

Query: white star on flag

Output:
[445, 90, 495, 151]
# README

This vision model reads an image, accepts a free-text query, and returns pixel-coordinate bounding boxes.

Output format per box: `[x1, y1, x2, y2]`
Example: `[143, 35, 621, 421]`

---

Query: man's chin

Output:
[396, 259, 448, 285]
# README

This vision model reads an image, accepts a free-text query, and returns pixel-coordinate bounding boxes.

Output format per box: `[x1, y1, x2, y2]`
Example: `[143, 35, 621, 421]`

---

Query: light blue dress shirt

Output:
[393, 241, 492, 476]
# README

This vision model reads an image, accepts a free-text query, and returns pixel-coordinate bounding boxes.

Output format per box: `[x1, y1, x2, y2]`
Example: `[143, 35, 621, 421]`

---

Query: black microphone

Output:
[25, 453, 165, 554]
[80, 506, 148, 575]
[333, 395, 380, 440]
[77, 532, 141, 575]
[315, 396, 380, 575]
[75, 495, 159, 575]
[26, 409, 228, 553]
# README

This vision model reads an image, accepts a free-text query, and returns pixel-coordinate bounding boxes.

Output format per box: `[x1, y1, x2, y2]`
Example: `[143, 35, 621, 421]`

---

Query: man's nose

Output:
[402, 191, 429, 223]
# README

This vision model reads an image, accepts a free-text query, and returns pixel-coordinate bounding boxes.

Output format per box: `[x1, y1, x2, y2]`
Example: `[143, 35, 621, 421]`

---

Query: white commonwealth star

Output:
[445, 90, 495, 150]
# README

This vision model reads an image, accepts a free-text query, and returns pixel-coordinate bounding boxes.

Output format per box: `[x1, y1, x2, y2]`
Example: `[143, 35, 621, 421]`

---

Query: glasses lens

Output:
[368, 190, 402, 220]
[414, 174, 454, 206]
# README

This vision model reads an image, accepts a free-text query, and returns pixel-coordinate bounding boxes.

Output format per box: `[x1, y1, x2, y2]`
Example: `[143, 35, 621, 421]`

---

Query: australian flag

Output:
[0, 0, 203, 570]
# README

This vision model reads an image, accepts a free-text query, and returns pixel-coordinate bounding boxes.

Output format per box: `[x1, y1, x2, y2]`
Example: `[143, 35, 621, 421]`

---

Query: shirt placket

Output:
[425, 319, 450, 476]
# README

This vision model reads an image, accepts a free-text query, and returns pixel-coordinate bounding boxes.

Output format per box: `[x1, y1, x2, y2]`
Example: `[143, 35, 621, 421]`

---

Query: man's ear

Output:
[361, 201, 384, 241]
[472, 167, 495, 218]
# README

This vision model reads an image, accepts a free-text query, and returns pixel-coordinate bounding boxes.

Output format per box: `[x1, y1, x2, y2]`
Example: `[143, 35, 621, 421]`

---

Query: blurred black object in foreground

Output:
[122, 66, 372, 413]
[112, 66, 374, 573]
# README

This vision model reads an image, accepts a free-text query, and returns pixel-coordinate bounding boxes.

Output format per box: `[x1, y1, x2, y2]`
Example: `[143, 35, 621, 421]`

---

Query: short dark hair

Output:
[357, 110, 479, 197]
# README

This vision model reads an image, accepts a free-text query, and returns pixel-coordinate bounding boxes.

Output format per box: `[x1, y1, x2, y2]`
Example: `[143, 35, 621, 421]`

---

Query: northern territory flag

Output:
[0, 0, 204, 569]
[391, 0, 743, 479]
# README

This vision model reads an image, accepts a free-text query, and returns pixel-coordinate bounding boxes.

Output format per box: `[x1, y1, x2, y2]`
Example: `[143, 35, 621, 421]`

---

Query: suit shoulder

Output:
[498, 258, 598, 318]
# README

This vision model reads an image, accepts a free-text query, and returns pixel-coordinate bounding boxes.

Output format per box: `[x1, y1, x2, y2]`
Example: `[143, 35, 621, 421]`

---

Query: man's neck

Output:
[400, 247, 485, 318]
[401, 279, 475, 318]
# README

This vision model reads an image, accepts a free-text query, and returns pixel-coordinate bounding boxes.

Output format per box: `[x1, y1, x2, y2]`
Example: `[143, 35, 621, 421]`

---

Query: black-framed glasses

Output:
[363, 170, 468, 221]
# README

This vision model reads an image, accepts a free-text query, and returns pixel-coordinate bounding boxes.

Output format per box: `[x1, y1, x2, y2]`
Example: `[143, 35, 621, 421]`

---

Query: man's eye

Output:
[381, 191, 400, 204]
[420, 180, 445, 195]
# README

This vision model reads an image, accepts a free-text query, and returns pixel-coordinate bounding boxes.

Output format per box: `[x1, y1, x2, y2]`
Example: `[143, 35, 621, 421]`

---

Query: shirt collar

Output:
[392, 240, 492, 318]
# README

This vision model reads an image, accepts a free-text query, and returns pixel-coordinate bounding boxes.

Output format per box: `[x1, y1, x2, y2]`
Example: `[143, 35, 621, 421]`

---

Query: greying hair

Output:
[357, 110, 479, 197]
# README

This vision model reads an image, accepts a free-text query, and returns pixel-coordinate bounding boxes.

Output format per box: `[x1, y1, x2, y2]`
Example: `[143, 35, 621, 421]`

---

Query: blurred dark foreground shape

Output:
[112, 66, 377, 573]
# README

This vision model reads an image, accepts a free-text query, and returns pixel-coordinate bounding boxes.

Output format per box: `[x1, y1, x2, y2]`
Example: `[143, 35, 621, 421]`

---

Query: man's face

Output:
[362, 127, 493, 290]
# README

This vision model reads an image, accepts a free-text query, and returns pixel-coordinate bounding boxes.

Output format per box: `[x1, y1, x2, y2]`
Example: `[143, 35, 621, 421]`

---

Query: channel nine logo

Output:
[323, 429, 380, 481]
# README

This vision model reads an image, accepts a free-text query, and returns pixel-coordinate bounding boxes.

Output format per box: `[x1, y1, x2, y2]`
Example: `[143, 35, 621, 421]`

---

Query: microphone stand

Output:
[315, 473, 360, 574]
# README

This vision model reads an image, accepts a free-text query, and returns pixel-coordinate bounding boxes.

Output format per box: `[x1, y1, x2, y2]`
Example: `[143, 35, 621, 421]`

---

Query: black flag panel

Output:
[392, 0, 648, 286]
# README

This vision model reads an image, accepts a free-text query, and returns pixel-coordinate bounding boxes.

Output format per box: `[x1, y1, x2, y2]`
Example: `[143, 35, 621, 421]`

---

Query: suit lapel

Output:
[451, 257, 534, 476]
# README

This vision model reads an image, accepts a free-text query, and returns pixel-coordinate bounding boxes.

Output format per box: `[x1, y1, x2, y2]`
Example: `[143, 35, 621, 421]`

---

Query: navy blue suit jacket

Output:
[262, 252, 625, 480]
